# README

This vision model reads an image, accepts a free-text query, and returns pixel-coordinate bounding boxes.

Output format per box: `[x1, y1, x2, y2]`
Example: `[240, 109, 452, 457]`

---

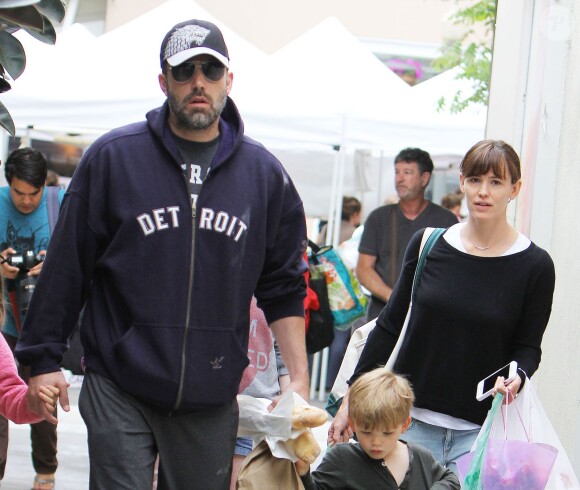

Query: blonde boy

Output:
[296, 369, 460, 489]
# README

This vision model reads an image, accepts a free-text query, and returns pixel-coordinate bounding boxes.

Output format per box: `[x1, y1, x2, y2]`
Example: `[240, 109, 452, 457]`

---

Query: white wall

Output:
[540, 0, 580, 475]
[487, 0, 580, 477]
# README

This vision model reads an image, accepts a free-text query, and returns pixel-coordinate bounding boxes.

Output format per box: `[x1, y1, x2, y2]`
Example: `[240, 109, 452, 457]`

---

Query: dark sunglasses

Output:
[169, 61, 226, 83]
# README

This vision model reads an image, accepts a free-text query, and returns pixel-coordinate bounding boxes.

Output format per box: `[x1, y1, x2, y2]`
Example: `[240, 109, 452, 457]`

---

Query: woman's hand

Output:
[492, 375, 522, 404]
[327, 391, 353, 447]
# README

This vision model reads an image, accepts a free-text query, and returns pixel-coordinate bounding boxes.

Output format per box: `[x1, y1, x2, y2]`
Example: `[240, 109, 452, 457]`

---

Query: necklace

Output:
[472, 242, 493, 251]
[470, 234, 508, 250]
[461, 227, 505, 251]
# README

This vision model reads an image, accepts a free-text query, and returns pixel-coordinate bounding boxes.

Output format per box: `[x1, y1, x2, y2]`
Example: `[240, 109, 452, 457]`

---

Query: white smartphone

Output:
[476, 361, 518, 401]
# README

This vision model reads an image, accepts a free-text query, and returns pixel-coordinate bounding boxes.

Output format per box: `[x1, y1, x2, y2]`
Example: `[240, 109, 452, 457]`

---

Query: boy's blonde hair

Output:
[348, 369, 414, 430]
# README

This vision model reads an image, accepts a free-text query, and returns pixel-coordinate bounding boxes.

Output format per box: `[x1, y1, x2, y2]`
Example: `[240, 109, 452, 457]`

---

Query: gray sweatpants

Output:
[79, 371, 238, 490]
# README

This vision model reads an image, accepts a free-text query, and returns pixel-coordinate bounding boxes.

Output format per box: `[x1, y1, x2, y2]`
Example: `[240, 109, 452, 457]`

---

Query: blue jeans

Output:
[399, 418, 479, 476]
[234, 437, 253, 456]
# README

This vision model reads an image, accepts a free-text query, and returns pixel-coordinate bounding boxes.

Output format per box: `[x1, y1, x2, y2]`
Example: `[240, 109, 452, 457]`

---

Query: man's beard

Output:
[168, 87, 227, 131]
[396, 185, 421, 202]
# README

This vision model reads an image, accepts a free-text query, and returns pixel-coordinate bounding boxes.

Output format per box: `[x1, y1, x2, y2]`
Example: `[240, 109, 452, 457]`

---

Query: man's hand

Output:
[356, 253, 393, 303]
[268, 377, 311, 412]
[27, 250, 46, 277]
[27, 372, 70, 424]
[267, 374, 291, 411]
[0, 247, 19, 280]
[283, 379, 310, 402]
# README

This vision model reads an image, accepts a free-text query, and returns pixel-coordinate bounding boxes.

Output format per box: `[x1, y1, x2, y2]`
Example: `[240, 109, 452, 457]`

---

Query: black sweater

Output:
[351, 229, 555, 425]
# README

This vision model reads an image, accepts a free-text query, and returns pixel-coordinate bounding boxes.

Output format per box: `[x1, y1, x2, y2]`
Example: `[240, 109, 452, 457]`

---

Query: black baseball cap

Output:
[160, 19, 229, 68]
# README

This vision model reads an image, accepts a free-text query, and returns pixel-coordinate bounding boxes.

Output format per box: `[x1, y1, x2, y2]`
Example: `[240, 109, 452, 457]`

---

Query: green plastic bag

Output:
[461, 394, 504, 490]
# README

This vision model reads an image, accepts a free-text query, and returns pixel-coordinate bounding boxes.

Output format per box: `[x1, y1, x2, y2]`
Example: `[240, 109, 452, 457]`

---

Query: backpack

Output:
[303, 247, 335, 354]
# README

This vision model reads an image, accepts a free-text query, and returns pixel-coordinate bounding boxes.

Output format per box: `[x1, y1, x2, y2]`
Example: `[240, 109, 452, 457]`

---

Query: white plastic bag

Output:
[488, 378, 579, 490]
[237, 391, 318, 463]
[237, 395, 291, 440]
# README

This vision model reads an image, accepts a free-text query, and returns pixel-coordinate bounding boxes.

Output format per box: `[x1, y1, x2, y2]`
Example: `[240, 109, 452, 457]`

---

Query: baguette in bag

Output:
[285, 430, 321, 464]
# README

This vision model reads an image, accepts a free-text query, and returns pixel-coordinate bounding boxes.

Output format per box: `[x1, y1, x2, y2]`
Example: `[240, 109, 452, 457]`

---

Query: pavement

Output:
[1, 381, 332, 490]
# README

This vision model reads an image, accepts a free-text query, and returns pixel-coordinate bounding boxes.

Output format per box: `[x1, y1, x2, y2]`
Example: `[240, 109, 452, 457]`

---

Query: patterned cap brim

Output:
[166, 47, 229, 68]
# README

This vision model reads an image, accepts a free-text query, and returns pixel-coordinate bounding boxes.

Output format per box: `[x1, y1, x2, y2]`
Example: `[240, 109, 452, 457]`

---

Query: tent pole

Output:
[318, 348, 329, 401]
[309, 351, 320, 401]
[331, 115, 348, 249]
[311, 144, 341, 401]
[318, 116, 348, 400]
[331, 146, 346, 248]
[325, 146, 341, 245]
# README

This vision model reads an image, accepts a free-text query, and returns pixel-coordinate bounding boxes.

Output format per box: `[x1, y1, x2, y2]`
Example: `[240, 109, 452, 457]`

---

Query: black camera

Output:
[5, 251, 45, 318]
[7, 251, 45, 272]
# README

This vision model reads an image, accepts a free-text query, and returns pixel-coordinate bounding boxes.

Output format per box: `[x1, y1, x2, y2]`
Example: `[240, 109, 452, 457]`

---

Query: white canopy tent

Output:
[240, 17, 485, 153]
[240, 17, 485, 222]
[237, 17, 411, 148]
[2, 3, 485, 219]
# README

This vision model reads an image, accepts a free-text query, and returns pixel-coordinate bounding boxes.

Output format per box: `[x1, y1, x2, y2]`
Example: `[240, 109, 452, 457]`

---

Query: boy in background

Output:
[230, 298, 290, 489]
[296, 369, 459, 489]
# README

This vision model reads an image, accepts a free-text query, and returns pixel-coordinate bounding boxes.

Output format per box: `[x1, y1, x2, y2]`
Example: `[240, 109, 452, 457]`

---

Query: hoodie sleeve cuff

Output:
[260, 296, 305, 325]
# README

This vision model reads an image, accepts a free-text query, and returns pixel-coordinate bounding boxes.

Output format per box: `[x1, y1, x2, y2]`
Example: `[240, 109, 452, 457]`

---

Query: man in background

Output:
[0, 147, 64, 490]
[357, 148, 458, 319]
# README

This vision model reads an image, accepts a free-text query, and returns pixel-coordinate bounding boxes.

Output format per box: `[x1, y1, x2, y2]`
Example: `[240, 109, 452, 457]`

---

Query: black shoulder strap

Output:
[308, 239, 321, 254]
[411, 227, 445, 302]
[46, 186, 61, 235]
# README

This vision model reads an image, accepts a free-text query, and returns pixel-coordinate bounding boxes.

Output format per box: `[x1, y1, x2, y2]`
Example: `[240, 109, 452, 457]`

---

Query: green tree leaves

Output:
[433, 0, 497, 114]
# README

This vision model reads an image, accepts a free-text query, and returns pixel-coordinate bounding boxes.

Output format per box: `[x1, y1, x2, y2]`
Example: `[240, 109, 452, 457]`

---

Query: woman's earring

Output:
[508, 198, 512, 203]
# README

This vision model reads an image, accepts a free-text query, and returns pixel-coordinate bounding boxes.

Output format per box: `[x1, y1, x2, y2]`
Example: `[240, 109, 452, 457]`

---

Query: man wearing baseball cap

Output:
[16, 19, 309, 489]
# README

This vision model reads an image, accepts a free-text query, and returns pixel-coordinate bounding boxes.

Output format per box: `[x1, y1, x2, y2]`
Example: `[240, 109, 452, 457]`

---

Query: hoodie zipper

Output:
[172, 176, 197, 413]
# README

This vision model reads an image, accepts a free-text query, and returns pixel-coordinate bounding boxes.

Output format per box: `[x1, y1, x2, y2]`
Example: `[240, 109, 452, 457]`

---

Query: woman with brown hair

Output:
[327, 140, 556, 475]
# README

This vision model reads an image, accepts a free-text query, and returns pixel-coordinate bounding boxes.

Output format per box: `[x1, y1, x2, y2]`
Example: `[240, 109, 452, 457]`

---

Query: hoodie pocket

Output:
[179, 327, 250, 409]
[111, 323, 184, 409]
[112, 323, 250, 411]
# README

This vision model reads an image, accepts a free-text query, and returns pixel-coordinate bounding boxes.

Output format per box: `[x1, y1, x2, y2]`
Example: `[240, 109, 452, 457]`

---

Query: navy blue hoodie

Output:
[16, 98, 307, 413]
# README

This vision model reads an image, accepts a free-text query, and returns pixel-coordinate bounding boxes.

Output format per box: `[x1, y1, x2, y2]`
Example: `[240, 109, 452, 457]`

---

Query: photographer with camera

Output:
[0, 147, 63, 490]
